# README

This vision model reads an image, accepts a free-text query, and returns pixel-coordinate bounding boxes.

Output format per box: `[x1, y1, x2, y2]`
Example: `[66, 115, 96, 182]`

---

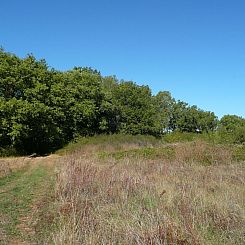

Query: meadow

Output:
[0, 134, 244, 244]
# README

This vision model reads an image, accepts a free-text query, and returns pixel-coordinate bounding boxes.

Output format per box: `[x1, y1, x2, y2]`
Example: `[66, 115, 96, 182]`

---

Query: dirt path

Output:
[0, 155, 60, 245]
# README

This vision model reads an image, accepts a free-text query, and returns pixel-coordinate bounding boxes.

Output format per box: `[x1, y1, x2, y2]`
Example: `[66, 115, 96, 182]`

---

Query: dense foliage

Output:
[217, 115, 245, 144]
[0, 49, 243, 154]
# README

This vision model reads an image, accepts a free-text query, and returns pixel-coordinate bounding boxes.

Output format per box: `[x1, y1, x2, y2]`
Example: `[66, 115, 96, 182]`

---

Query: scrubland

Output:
[0, 135, 244, 244]
[52, 136, 245, 245]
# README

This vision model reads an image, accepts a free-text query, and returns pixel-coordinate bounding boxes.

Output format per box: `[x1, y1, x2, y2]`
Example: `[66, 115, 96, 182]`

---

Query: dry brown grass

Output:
[0, 155, 58, 178]
[0, 160, 12, 178]
[174, 140, 233, 165]
[0, 157, 30, 178]
[51, 140, 245, 245]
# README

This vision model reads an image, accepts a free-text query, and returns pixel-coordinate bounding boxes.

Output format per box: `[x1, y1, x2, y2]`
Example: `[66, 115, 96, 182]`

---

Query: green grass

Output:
[57, 134, 162, 155]
[162, 131, 218, 143]
[98, 146, 175, 160]
[98, 141, 245, 165]
[0, 163, 54, 244]
[56, 131, 245, 166]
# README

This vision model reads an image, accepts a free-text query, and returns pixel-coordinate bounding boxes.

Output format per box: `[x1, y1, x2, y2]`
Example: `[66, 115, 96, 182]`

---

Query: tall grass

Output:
[51, 138, 245, 244]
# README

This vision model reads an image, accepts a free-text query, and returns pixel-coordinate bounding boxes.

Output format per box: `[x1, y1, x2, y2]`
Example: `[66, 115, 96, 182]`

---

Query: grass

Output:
[98, 146, 175, 160]
[163, 131, 206, 143]
[0, 135, 244, 244]
[232, 145, 245, 161]
[51, 138, 245, 244]
[56, 134, 162, 155]
[98, 140, 239, 166]
[0, 159, 56, 244]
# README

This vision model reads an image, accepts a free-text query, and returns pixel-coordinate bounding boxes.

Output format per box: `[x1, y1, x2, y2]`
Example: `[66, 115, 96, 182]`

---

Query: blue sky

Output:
[1, 0, 245, 118]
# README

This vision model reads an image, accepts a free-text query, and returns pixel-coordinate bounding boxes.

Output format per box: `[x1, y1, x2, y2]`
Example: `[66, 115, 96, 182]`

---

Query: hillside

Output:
[0, 135, 244, 244]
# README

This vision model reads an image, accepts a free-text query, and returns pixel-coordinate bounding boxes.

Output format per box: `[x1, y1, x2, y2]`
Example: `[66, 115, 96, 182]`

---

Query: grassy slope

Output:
[52, 135, 245, 245]
[0, 135, 244, 244]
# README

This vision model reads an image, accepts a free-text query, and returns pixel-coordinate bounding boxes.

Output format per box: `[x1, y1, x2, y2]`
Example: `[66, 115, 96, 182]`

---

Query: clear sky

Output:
[1, 0, 245, 118]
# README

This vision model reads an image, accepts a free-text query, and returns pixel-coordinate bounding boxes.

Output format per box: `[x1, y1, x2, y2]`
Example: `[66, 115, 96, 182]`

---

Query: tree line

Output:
[0, 49, 244, 154]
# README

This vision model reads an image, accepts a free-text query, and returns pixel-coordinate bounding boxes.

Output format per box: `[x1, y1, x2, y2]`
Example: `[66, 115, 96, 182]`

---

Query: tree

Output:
[218, 115, 245, 144]
[154, 91, 175, 132]
[112, 81, 162, 136]
[168, 101, 217, 133]
[219, 115, 245, 132]
[0, 48, 222, 154]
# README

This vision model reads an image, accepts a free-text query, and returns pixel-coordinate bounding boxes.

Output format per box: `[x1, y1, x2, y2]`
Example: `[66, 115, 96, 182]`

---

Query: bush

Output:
[0, 147, 18, 157]
[217, 127, 245, 145]
[234, 127, 245, 144]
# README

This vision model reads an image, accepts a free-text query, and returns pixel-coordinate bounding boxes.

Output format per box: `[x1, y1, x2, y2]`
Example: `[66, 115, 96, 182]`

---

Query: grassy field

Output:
[0, 135, 244, 244]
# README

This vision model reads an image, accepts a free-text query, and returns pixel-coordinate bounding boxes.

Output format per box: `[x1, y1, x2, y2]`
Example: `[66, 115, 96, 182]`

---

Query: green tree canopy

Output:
[0, 48, 222, 155]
